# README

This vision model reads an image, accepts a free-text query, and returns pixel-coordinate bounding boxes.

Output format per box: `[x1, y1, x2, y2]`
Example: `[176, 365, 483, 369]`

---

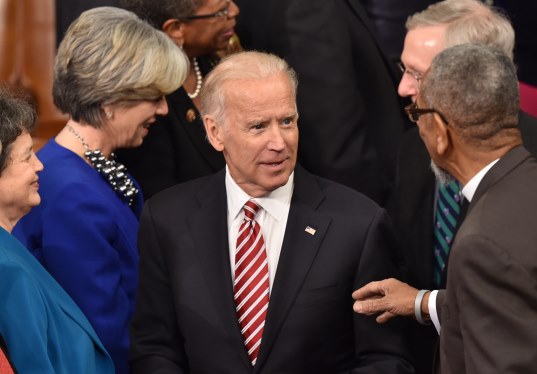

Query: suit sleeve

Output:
[445, 235, 537, 372]
[436, 289, 445, 321]
[352, 208, 415, 373]
[129, 201, 187, 373]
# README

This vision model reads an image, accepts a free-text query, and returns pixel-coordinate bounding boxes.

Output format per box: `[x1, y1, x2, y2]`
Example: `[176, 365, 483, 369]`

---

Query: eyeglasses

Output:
[404, 102, 449, 125]
[183, 0, 231, 20]
[397, 62, 423, 84]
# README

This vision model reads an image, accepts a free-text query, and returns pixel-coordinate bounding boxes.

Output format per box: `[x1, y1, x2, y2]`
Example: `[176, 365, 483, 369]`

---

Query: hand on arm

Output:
[352, 278, 430, 324]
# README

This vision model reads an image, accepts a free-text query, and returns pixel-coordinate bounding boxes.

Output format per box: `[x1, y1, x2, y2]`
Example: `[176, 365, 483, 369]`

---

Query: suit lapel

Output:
[7, 231, 109, 356]
[188, 170, 252, 369]
[56, 299, 109, 355]
[254, 166, 331, 372]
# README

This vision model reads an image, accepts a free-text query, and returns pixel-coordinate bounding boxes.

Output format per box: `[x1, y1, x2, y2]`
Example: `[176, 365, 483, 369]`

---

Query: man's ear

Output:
[204, 115, 224, 152]
[162, 19, 186, 47]
[435, 114, 450, 156]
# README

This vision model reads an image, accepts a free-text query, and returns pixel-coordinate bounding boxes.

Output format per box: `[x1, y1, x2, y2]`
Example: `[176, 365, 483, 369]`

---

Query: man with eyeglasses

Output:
[351, 1, 537, 374]
[358, 41, 537, 374]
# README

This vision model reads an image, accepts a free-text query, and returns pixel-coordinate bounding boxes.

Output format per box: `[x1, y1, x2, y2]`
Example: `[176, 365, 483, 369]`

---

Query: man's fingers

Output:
[353, 298, 386, 315]
[376, 311, 397, 324]
[352, 280, 384, 300]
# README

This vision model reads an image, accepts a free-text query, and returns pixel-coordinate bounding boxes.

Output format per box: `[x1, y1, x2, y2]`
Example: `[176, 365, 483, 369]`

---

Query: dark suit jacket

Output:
[358, 0, 438, 63]
[235, 0, 410, 206]
[391, 112, 537, 374]
[437, 146, 537, 373]
[117, 56, 225, 200]
[55, 0, 120, 46]
[129, 166, 414, 373]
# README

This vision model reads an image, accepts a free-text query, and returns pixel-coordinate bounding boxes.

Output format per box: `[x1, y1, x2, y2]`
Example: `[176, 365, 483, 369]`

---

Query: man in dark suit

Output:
[129, 51, 414, 373]
[369, 1, 537, 373]
[354, 43, 537, 373]
[234, 0, 410, 206]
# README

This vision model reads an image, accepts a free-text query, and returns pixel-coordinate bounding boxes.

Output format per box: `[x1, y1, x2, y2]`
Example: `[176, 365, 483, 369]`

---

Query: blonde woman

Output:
[13, 7, 188, 374]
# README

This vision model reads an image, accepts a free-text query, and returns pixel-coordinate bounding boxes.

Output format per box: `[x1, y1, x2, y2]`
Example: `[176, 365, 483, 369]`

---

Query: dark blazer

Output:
[129, 166, 414, 373]
[437, 146, 537, 373]
[55, 0, 120, 46]
[358, 0, 438, 63]
[391, 112, 537, 374]
[117, 56, 225, 200]
[234, 0, 410, 206]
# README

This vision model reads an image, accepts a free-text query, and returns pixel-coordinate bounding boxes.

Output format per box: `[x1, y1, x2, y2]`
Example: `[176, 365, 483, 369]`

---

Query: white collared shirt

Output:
[225, 166, 294, 292]
[429, 158, 500, 334]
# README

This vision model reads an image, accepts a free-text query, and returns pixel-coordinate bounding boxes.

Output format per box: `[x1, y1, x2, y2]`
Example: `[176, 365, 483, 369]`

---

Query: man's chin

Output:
[430, 161, 456, 186]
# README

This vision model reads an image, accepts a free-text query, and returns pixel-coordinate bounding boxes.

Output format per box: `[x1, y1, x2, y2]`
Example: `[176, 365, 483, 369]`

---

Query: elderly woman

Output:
[0, 88, 115, 373]
[117, 0, 240, 199]
[13, 7, 188, 374]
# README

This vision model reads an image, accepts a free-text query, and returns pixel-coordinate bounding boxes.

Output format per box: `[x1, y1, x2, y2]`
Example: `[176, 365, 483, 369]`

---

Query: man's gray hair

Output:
[407, 0, 514, 60]
[199, 51, 298, 125]
[421, 43, 519, 145]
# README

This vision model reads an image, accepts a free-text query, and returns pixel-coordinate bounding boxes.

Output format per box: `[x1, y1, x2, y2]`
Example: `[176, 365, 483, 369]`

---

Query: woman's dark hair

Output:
[0, 87, 37, 172]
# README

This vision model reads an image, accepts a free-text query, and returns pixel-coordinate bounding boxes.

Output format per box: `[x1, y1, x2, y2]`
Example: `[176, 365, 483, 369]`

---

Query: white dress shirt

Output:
[226, 167, 294, 293]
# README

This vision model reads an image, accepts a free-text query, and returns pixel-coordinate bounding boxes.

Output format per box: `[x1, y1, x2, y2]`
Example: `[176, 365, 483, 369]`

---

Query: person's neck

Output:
[447, 141, 521, 186]
[56, 119, 114, 158]
[0, 211, 23, 233]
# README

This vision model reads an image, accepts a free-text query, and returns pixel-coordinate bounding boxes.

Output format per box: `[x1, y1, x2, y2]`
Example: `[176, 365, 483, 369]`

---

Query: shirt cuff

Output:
[429, 290, 441, 334]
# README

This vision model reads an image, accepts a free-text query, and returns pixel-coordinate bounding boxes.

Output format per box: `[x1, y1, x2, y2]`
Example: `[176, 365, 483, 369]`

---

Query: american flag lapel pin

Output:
[305, 226, 316, 235]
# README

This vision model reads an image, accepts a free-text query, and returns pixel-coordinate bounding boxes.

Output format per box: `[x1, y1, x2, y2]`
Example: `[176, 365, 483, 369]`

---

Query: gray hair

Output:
[407, 0, 514, 60]
[199, 51, 298, 124]
[53, 6, 189, 128]
[0, 87, 37, 172]
[119, 0, 204, 29]
[420, 44, 519, 146]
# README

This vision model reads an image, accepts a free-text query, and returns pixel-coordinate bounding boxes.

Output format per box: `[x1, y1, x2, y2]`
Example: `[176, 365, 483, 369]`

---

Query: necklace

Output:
[187, 57, 202, 99]
[66, 124, 139, 206]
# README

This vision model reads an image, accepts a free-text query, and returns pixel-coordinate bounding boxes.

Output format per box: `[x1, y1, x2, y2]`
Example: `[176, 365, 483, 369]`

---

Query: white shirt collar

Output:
[461, 159, 500, 202]
[225, 165, 294, 222]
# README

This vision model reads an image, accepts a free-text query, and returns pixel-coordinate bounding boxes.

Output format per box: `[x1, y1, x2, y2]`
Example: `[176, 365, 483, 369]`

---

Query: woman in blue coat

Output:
[13, 7, 189, 374]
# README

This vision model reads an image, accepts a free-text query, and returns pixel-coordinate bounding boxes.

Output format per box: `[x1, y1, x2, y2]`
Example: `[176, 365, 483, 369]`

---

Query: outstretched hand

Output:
[352, 278, 421, 324]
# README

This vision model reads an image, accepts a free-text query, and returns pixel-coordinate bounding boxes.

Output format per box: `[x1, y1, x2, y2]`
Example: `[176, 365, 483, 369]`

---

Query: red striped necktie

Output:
[234, 200, 270, 366]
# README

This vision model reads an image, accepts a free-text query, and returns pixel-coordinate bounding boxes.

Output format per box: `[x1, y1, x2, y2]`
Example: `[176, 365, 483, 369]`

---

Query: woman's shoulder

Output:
[37, 140, 107, 188]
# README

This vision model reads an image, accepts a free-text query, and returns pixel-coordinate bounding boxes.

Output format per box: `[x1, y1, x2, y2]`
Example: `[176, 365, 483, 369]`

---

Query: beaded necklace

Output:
[66, 124, 139, 206]
[186, 57, 203, 99]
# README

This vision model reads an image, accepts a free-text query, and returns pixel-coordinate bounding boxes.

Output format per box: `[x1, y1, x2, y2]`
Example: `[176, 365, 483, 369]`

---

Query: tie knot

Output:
[243, 200, 260, 221]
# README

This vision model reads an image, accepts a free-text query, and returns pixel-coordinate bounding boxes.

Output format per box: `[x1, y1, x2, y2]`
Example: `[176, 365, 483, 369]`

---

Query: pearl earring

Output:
[106, 111, 114, 120]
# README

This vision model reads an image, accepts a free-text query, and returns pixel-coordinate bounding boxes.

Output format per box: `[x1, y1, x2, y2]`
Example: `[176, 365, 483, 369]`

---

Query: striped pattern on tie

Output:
[433, 180, 461, 286]
[234, 200, 269, 366]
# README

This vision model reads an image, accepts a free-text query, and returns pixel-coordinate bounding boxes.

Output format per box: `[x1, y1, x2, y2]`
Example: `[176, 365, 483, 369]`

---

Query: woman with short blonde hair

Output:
[13, 7, 188, 374]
